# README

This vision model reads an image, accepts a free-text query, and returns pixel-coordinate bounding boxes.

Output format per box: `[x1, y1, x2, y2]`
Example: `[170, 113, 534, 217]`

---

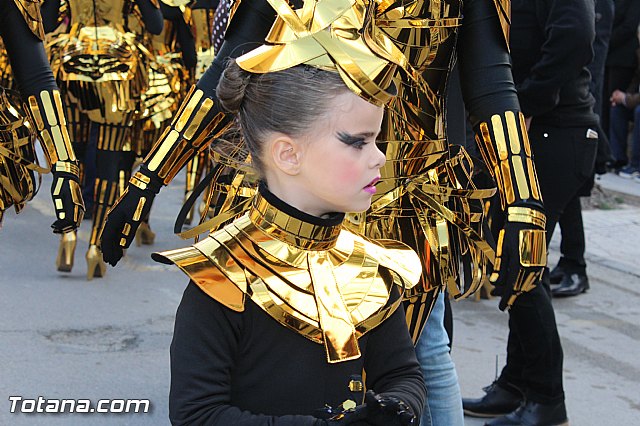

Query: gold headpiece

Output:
[235, 0, 399, 106]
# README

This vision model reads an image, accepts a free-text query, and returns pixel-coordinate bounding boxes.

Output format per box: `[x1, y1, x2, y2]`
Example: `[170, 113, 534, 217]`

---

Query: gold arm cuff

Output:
[507, 206, 547, 229]
[54, 161, 80, 176]
[129, 171, 151, 190]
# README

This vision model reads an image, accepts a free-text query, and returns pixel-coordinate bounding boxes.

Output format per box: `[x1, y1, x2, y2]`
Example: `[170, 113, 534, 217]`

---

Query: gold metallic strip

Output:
[51, 126, 69, 161]
[123, 223, 131, 236]
[40, 131, 58, 164]
[519, 229, 547, 267]
[375, 17, 463, 28]
[520, 113, 532, 156]
[52, 91, 66, 125]
[184, 98, 214, 140]
[53, 177, 63, 196]
[27, 96, 45, 130]
[148, 130, 180, 172]
[158, 139, 188, 179]
[133, 172, 150, 184]
[491, 115, 508, 160]
[505, 111, 521, 155]
[500, 161, 515, 205]
[133, 197, 147, 222]
[175, 89, 204, 132]
[512, 156, 530, 200]
[527, 158, 541, 201]
[40, 91, 57, 127]
[55, 198, 63, 210]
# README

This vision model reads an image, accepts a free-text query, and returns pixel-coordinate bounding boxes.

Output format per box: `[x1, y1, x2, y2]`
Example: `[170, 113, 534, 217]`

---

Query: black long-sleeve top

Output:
[605, 0, 640, 68]
[510, 0, 599, 127]
[170, 281, 426, 425]
[1, 0, 57, 96]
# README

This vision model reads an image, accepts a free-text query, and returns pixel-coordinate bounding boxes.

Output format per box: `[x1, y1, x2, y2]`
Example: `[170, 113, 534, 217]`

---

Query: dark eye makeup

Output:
[337, 131, 367, 149]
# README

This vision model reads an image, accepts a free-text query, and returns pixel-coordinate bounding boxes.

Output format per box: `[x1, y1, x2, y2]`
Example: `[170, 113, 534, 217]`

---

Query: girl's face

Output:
[296, 91, 386, 216]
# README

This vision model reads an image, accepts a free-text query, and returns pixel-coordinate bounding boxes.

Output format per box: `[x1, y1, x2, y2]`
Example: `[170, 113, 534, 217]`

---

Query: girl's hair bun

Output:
[216, 60, 251, 114]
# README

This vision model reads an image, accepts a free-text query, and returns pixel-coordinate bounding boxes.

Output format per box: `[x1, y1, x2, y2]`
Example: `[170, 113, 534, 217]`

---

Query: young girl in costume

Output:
[152, 9, 426, 424]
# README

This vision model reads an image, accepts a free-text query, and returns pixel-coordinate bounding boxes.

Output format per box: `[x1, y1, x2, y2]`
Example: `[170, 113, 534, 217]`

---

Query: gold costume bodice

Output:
[68, 0, 127, 28]
[47, 0, 149, 125]
[153, 187, 421, 363]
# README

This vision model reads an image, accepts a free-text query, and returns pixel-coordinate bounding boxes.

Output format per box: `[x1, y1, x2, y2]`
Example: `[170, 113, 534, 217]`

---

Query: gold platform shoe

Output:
[135, 222, 156, 246]
[86, 244, 106, 280]
[56, 231, 77, 272]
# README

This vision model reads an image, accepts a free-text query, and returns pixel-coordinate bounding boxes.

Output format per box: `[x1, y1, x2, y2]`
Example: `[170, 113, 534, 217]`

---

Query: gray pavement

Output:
[1, 170, 639, 425]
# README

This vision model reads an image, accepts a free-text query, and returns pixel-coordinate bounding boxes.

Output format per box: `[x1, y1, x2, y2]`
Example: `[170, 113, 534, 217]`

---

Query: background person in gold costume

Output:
[0, 0, 84, 261]
[44, 0, 163, 279]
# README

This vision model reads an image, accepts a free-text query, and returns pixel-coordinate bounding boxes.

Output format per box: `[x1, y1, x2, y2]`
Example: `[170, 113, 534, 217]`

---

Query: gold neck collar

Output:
[248, 185, 344, 251]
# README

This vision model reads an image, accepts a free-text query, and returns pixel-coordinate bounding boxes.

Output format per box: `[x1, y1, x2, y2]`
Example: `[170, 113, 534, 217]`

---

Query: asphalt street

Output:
[1, 170, 639, 425]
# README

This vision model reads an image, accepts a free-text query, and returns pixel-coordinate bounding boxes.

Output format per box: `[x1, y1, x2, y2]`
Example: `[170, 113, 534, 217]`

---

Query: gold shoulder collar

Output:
[154, 190, 421, 363]
[12, 0, 45, 41]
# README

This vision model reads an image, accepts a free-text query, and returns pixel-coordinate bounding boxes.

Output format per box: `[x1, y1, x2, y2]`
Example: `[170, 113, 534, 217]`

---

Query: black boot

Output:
[484, 400, 568, 426]
[548, 263, 567, 284]
[551, 272, 589, 297]
[463, 382, 524, 418]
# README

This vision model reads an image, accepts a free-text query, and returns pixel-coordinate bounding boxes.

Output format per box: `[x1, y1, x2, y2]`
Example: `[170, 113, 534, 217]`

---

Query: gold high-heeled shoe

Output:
[475, 277, 494, 301]
[56, 231, 77, 272]
[135, 222, 156, 246]
[86, 245, 106, 280]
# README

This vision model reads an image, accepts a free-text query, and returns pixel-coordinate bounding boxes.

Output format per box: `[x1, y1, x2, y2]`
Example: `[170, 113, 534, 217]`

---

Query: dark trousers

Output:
[497, 124, 597, 404]
[557, 196, 587, 272]
[609, 104, 640, 168]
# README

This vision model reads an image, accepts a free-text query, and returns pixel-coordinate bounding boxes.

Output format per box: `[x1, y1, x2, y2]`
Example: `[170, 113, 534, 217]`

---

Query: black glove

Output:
[50, 161, 85, 233]
[490, 206, 547, 311]
[318, 391, 415, 426]
[100, 167, 162, 266]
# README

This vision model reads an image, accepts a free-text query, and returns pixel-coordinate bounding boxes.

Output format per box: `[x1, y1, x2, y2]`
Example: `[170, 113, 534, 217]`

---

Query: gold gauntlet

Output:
[144, 85, 231, 185]
[476, 111, 542, 209]
[25, 89, 76, 167]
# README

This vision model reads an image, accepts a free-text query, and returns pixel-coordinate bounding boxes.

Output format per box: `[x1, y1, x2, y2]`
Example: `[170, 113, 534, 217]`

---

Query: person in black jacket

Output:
[550, 0, 615, 297]
[603, 0, 640, 152]
[463, 1, 598, 425]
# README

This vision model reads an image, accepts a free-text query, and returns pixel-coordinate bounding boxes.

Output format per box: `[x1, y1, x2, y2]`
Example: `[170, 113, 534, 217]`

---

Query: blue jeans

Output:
[609, 103, 640, 168]
[415, 292, 464, 426]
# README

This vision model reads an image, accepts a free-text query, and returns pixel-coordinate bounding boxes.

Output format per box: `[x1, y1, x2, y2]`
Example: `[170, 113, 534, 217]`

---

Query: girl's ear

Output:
[270, 135, 303, 176]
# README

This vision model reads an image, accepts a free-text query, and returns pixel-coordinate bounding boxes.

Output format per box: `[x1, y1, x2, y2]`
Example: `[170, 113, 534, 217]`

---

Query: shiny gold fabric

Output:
[202, 0, 518, 341]
[48, 0, 146, 125]
[0, 88, 41, 221]
[12, 0, 45, 40]
[154, 189, 421, 363]
[236, 0, 399, 107]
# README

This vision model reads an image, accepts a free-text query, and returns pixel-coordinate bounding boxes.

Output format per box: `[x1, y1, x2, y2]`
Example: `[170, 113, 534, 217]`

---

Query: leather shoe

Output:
[484, 400, 568, 426]
[551, 272, 589, 297]
[463, 382, 523, 418]
[548, 263, 567, 284]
